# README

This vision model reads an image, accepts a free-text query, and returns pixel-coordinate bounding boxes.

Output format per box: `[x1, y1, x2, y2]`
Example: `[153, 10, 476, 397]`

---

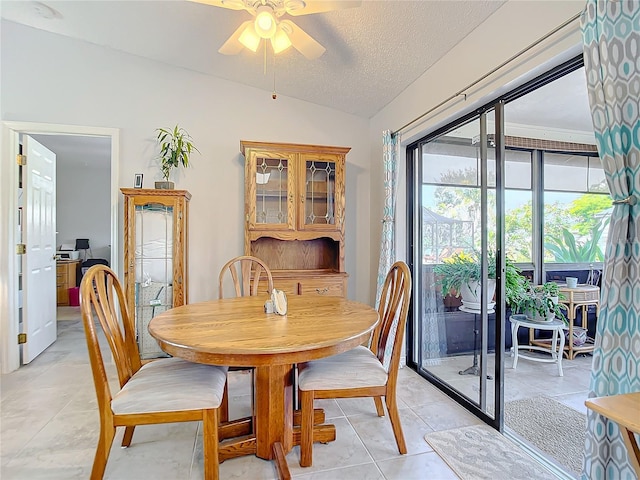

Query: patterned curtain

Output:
[581, 2, 640, 478]
[375, 130, 401, 307]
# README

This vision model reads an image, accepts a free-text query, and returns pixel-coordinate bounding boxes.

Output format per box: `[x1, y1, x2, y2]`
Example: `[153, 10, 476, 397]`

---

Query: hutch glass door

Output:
[304, 158, 335, 225]
[254, 153, 294, 229]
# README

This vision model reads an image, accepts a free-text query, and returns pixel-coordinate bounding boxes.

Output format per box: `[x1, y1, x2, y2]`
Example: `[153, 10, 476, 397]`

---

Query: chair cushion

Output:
[298, 346, 388, 391]
[111, 358, 228, 415]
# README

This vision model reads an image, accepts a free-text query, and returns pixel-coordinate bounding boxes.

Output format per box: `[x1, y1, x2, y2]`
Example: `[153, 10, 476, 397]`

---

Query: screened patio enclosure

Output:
[422, 207, 474, 265]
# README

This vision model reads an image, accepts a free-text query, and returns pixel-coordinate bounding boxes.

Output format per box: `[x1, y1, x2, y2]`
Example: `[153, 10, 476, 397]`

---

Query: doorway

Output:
[0, 122, 120, 374]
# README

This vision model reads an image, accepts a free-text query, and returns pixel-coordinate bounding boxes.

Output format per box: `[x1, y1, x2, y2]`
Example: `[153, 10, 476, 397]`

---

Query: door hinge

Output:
[16, 244, 26, 255]
[17, 333, 27, 344]
[16, 154, 26, 166]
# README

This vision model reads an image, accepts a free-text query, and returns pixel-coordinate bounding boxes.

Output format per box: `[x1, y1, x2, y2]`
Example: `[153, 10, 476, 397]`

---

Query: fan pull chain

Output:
[263, 40, 267, 76]
[272, 48, 277, 100]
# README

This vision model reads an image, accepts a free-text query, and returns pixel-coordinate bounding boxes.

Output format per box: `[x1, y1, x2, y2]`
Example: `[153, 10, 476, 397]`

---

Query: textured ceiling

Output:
[5, 1, 593, 167]
[1, 0, 505, 118]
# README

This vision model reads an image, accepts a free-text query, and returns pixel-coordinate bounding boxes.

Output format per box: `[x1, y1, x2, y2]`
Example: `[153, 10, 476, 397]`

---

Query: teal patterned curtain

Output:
[376, 130, 401, 308]
[581, 2, 640, 479]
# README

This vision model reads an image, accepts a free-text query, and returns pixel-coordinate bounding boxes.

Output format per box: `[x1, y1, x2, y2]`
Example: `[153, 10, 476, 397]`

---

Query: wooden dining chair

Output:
[218, 255, 274, 299]
[218, 255, 274, 422]
[297, 261, 412, 467]
[80, 264, 227, 480]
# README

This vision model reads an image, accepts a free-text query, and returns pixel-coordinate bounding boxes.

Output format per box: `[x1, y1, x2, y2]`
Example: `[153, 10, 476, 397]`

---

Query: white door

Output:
[22, 136, 57, 363]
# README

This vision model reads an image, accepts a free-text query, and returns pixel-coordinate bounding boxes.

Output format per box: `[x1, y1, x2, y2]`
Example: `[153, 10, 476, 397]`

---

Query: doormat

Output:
[424, 424, 556, 480]
[505, 395, 587, 476]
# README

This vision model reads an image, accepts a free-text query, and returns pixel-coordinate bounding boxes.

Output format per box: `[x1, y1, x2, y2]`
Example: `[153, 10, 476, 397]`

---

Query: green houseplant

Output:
[433, 251, 491, 296]
[433, 250, 522, 310]
[155, 125, 199, 189]
[514, 281, 567, 323]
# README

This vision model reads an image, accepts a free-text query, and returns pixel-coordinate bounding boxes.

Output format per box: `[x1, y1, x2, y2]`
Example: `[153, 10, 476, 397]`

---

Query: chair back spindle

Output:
[370, 261, 412, 373]
[81, 265, 142, 406]
[218, 255, 274, 299]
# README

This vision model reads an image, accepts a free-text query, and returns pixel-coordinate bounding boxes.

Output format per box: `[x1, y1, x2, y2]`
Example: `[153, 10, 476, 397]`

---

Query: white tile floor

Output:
[0, 308, 590, 479]
[424, 350, 592, 415]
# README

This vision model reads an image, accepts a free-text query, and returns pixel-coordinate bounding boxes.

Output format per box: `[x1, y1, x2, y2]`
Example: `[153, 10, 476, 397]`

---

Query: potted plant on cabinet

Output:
[155, 125, 199, 189]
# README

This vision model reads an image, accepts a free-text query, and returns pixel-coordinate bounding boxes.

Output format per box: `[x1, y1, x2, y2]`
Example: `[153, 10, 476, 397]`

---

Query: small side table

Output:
[510, 315, 565, 377]
[585, 392, 640, 476]
[560, 284, 599, 359]
[529, 284, 599, 359]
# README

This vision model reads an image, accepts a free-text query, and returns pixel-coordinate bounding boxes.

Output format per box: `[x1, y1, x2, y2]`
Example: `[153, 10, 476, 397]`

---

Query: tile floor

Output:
[425, 349, 592, 415]
[0, 307, 591, 479]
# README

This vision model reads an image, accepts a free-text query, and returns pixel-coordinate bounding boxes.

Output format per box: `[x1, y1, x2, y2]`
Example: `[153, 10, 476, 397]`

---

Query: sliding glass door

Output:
[408, 108, 506, 427]
[405, 57, 609, 443]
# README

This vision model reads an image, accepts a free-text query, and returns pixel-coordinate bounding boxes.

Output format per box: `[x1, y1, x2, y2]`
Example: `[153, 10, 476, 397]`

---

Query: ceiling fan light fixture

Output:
[238, 23, 261, 52]
[271, 26, 292, 53]
[254, 6, 277, 39]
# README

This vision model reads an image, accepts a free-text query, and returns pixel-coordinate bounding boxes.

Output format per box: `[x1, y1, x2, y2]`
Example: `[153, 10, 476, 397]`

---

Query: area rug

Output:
[505, 396, 586, 476]
[424, 424, 556, 480]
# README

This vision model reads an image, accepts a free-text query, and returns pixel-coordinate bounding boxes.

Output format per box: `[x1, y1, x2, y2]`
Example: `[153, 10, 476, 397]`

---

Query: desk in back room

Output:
[56, 259, 81, 305]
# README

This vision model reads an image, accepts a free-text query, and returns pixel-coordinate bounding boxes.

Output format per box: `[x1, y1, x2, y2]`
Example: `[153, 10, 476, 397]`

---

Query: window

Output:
[422, 138, 534, 263]
[543, 152, 610, 264]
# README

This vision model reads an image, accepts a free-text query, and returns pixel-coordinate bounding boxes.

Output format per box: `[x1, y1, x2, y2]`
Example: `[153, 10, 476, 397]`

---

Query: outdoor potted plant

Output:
[514, 281, 567, 323]
[155, 125, 199, 189]
[434, 250, 522, 311]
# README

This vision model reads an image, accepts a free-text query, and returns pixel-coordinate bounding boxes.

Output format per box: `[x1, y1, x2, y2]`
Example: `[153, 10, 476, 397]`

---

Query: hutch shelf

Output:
[241, 141, 350, 297]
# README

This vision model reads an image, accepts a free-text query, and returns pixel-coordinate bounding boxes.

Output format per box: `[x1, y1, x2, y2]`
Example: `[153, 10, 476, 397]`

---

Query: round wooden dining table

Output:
[148, 294, 379, 477]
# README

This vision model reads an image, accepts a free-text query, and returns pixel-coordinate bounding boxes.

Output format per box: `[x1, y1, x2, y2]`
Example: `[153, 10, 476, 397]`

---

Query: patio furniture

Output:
[558, 284, 599, 359]
[510, 315, 565, 377]
[530, 284, 599, 359]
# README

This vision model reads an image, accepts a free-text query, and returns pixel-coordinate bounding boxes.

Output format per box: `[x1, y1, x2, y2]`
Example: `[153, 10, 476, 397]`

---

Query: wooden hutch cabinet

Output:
[121, 188, 190, 359]
[241, 140, 350, 297]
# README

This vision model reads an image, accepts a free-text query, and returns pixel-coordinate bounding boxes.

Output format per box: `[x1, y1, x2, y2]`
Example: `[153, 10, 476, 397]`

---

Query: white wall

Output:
[1, 1, 591, 366]
[1, 20, 372, 304]
[56, 158, 111, 260]
[368, 0, 585, 301]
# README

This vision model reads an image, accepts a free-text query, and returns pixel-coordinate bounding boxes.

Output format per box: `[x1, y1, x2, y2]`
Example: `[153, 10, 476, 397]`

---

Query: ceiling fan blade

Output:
[280, 20, 325, 60]
[285, 0, 361, 16]
[218, 20, 253, 55]
[188, 0, 247, 10]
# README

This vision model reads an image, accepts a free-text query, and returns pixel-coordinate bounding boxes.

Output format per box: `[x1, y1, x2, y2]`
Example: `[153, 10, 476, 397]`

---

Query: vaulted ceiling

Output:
[2, 0, 505, 118]
[3, 1, 592, 166]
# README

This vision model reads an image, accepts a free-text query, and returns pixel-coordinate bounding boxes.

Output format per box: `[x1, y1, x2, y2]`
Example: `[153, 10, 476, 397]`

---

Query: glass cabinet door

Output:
[250, 151, 296, 230]
[122, 188, 190, 360]
[134, 202, 174, 358]
[300, 154, 344, 231]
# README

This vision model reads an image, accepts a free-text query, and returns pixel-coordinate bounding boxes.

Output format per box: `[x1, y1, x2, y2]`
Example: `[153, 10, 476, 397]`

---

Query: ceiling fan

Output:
[190, 0, 361, 59]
